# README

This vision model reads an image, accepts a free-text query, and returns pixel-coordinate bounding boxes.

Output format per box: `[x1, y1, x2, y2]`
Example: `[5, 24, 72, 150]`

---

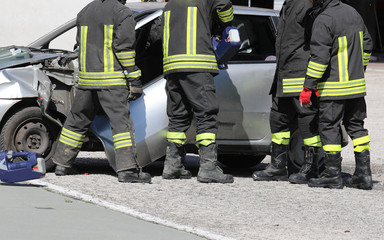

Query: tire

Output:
[218, 154, 266, 168]
[0, 106, 60, 171]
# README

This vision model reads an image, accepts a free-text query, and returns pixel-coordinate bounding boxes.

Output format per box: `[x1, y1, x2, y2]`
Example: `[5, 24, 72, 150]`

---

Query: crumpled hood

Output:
[0, 46, 60, 70]
[0, 65, 51, 99]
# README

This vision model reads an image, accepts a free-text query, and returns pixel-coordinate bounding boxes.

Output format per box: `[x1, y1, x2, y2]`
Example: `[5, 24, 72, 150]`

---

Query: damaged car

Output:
[0, 3, 306, 172]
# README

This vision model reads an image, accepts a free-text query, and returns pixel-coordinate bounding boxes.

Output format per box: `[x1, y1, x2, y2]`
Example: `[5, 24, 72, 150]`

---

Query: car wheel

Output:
[0, 106, 60, 171]
[218, 154, 266, 168]
[287, 130, 324, 176]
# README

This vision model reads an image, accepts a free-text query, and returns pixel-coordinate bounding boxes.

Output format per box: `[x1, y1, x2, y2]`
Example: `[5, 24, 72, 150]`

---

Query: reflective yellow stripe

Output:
[308, 61, 327, 71]
[217, 7, 234, 23]
[338, 36, 349, 82]
[167, 132, 187, 145]
[282, 78, 305, 93]
[80, 26, 88, 72]
[125, 70, 141, 79]
[116, 51, 136, 68]
[353, 135, 370, 146]
[318, 78, 366, 97]
[163, 11, 170, 58]
[113, 132, 133, 150]
[323, 144, 341, 152]
[59, 127, 85, 149]
[271, 131, 290, 145]
[303, 135, 322, 147]
[164, 54, 217, 64]
[187, 7, 197, 55]
[359, 31, 364, 66]
[196, 133, 216, 147]
[164, 62, 218, 72]
[354, 144, 370, 152]
[104, 25, 114, 73]
[307, 61, 328, 79]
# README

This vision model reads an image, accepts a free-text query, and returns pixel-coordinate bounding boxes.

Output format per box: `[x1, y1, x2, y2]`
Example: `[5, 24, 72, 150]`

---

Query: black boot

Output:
[162, 142, 192, 179]
[289, 146, 319, 184]
[252, 143, 288, 181]
[308, 152, 343, 189]
[345, 150, 372, 190]
[118, 168, 152, 183]
[197, 144, 234, 183]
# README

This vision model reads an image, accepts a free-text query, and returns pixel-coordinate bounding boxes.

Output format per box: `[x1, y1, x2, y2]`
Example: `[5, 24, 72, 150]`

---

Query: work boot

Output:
[345, 150, 372, 190]
[118, 168, 151, 183]
[197, 144, 234, 183]
[162, 142, 192, 179]
[308, 152, 343, 189]
[252, 143, 288, 181]
[289, 146, 320, 184]
[55, 165, 76, 176]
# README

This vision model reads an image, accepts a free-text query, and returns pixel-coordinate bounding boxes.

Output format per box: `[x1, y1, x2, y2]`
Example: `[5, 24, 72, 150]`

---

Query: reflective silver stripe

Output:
[116, 51, 136, 68]
[80, 26, 88, 72]
[187, 7, 197, 55]
[59, 127, 85, 149]
[104, 25, 114, 72]
[163, 11, 170, 58]
[113, 132, 133, 150]
[125, 70, 141, 78]
[318, 79, 366, 97]
[217, 7, 234, 23]
[79, 71, 125, 78]
[164, 62, 218, 72]
[164, 54, 217, 64]
[282, 78, 305, 93]
[338, 36, 349, 82]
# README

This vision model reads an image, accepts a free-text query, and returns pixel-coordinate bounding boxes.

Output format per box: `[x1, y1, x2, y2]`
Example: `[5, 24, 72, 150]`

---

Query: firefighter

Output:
[252, 0, 321, 184]
[52, 0, 151, 183]
[161, 0, 234, 183]
[301, 0, 373, 189]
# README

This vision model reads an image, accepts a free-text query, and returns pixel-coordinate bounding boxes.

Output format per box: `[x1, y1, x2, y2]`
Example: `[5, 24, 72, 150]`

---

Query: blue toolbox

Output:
[0, 150, 46, 183]
[212, 26, 242, 68]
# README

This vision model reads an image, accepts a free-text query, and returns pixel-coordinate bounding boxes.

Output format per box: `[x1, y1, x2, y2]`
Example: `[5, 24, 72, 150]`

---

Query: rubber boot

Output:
[252, 143, 288, 181]
[289, 146, 319, 184]
[118, 168, 152, 183]
[308, 152, 343, 189]
[345, 150, 372, 190]
[197, 144, 234, 183]
[162, 142, 192, 179]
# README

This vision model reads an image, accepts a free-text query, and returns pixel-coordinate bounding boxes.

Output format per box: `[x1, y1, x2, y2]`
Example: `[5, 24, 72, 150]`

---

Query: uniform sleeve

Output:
[113, 7, 141, 79]
[213, 0, 234, 26]
[304, 15, 332, 90]
[362, 25, 373, 69]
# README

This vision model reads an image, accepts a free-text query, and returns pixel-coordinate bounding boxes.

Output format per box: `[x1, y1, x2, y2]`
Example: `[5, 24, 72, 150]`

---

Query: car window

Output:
[135, 16, 163, 85]
[48, 27, 77, 51]
[231, 15, 276, 62]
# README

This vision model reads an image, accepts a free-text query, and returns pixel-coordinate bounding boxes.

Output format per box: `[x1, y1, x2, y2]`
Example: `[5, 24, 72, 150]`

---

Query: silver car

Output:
[1, 3, 305, 172]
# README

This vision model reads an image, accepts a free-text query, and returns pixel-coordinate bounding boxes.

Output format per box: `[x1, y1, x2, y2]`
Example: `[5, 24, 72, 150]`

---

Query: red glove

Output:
[299, 87, 319, 106]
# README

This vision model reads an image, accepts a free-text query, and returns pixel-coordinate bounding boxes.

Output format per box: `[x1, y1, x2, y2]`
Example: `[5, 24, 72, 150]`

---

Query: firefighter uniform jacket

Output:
[162, 0, 234, 76]
[76, 0, 141, 89]
[304, 0, 373, 100]
[272, 0, 312, 97]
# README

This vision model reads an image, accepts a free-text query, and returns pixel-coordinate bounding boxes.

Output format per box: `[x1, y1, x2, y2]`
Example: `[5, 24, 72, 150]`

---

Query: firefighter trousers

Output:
[166, 72, 219, 136]
[269, 94, 321, 147]
[319, 97, 370, 153]
[52, 88, 137, 172]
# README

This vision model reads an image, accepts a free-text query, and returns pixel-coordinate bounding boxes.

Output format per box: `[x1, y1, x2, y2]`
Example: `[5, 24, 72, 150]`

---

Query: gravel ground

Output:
[38, 64, 384, 240]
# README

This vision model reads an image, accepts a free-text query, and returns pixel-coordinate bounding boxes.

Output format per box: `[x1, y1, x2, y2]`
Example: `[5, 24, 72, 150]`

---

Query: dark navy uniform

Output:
[53, 0, 141, 172]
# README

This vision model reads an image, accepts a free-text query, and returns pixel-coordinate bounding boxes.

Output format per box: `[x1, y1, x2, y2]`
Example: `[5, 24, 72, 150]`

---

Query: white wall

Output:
[0, 0, 140, 47]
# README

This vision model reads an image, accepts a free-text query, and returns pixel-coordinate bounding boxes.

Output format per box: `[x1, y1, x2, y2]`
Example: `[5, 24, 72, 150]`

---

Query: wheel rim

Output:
[14, 121, 51, 156]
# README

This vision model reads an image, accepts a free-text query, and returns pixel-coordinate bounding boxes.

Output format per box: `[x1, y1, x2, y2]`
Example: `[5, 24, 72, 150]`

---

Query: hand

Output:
[299, 87, 319, 107]
[128, 78, 143, 101]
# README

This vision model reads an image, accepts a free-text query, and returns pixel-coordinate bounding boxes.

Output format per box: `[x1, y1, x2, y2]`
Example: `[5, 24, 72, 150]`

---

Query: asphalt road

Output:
[4, 63, 384, 240]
